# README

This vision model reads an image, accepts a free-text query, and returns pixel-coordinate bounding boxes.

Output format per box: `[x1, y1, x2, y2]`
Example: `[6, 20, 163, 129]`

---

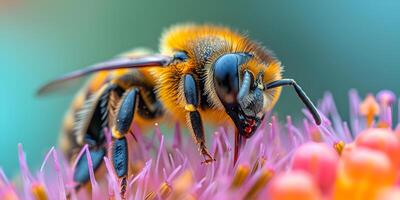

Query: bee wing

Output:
[37, 54, 172, 96]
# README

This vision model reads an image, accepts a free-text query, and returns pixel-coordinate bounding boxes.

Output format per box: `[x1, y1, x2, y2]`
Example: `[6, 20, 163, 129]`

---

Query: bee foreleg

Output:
[111, 88, 139, 197]
[183, 74, 215, 164]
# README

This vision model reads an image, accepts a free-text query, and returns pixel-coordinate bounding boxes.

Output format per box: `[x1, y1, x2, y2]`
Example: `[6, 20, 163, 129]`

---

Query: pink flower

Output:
[291, 142, 339, 194]
[1, 89, 399, 200]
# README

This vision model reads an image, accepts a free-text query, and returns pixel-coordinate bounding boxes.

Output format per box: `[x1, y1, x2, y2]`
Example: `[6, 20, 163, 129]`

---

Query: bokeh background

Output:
[1, 0, 399, 177]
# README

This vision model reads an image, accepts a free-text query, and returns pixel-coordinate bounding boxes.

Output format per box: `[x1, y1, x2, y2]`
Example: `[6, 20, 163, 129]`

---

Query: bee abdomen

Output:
[59, 78, 118, 159]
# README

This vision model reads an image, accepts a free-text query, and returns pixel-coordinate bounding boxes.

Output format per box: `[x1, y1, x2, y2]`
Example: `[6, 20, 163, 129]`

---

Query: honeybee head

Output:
[213, 53, 266, 138]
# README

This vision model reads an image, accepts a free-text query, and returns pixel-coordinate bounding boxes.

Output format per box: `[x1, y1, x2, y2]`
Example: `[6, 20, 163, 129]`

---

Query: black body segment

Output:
[189, 111, 205, 145]
[213, 53, 252, 104]
[73, 147, 106, 184]
[116, 88, 139, 134]
[112, 138, 129, 177]
[265, 79, 321, 125]
[184, 74, 199, 106]
[111, 88, 140, 179]
[213, 54, 240, 104]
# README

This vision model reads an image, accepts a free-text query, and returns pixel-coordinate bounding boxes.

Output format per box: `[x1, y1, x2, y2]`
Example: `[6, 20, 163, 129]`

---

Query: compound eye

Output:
[213, 53, 250, 104]
[173, 51, 188, 61]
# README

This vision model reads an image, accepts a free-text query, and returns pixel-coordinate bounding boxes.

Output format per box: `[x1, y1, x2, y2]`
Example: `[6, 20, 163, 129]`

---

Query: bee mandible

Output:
[38, 24, 321, 195]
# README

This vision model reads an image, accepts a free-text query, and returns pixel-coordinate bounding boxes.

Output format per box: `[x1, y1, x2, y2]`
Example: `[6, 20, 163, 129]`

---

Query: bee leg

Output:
[111, 88, 139, 197]
[73, 146, 106, 188]
[72, 83, 122, 189]
[183, 74, 215, 164]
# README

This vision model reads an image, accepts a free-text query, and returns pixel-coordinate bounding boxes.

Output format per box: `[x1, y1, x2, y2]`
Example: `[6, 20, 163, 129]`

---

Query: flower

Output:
[291, 142, 339, 194]
[1, 89, 399, 200]
[268, 171, 321, 200]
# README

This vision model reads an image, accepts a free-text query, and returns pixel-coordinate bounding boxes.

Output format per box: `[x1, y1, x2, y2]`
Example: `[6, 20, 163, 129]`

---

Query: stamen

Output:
[359, 94, 379, 128]
[231, 164, 250, 188]
[244, 169, 274, 199]
[31, 182, 48, 200]
[170, 171, 194, 199]
[334, 140, 345, 155]
[144, 191, 156, 200]
[159, 182, 172, 199]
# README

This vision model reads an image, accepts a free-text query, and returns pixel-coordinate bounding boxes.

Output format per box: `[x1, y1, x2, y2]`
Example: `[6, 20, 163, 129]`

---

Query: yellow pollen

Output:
[244, 169, 274, 199]
[231, 164, 251, 188]
[359, 94, 380, 128]
[170, 171, 194, 199]
[145, 192, 156, 200]
[130, 161, 145, 176]
[159, 182, 172, 199]
[184, 104, 197, 112]
[31, 183, 48, 200]
[334, 140, 345, 156]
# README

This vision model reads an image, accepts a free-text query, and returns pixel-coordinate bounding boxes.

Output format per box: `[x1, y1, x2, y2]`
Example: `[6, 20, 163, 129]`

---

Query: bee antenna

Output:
[265, 79, 321, 125]
[37, 55, 172, 96]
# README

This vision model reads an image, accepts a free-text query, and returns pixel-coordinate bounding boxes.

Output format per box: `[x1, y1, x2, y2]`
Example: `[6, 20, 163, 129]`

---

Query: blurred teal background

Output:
[1, 0, 399, 176]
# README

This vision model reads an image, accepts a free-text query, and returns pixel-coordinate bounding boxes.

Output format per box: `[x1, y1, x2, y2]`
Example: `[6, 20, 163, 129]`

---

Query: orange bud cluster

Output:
[280, 128, 400, 200]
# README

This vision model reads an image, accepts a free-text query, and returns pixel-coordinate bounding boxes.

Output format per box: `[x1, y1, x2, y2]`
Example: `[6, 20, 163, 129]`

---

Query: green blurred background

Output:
[1, 0, 399, 176]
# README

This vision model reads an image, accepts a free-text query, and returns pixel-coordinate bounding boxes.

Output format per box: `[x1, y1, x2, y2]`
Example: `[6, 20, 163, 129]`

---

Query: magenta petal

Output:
[3, 90, 400, 199]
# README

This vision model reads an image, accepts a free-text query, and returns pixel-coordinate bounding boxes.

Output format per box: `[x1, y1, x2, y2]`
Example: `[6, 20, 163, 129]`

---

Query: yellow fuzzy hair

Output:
[151, 24, 282, 124]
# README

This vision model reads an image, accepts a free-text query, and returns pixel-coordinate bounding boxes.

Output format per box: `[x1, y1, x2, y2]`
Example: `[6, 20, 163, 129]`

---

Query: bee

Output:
[38, 24, 321, 195]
